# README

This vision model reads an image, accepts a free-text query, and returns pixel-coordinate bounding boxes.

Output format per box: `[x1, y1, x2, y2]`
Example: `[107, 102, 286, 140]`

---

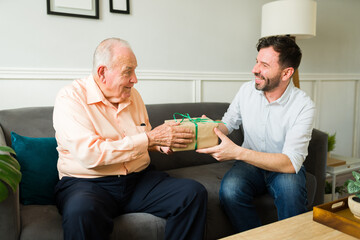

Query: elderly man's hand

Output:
[146, 122, 194, 148]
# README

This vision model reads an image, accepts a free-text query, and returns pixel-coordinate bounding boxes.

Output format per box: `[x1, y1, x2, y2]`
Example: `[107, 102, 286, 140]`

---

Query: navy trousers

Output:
[55, 167, 207, 240]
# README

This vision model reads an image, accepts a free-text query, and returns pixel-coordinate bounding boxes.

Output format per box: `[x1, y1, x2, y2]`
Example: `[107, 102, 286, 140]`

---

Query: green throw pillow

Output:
[11, 132, 59, 205]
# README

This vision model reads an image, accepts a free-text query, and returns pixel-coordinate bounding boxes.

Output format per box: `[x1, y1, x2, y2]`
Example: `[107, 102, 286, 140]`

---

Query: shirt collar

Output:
[86, 75, 106, 105]
[275, 80, 294, 106]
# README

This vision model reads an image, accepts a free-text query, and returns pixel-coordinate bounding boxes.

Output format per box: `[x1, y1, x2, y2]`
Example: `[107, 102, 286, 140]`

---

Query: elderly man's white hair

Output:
[92, 38, 132, 75]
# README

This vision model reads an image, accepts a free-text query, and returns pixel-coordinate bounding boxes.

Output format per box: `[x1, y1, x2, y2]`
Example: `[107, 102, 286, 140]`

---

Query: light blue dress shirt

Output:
[222, 80, 315, 173]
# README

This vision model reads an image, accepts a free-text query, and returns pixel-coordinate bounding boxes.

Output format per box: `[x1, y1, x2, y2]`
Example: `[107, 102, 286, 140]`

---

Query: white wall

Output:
[0, 0, 360, 158]
[0, 0, 263, 70]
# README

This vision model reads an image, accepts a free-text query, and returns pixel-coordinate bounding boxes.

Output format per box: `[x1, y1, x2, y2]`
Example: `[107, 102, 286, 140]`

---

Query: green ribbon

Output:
[172, 113, 223, 150]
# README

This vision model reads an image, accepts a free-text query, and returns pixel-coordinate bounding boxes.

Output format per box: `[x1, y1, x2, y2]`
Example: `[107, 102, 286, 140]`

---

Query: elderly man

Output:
[53, 38, 207, 240]
[197, 36, 315, 232]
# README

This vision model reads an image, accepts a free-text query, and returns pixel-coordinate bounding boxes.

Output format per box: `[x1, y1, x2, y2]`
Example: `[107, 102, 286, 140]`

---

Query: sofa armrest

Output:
[0, 184, 21, 240]
[0, 126, 21, 240]
[304, 128, 328, 206]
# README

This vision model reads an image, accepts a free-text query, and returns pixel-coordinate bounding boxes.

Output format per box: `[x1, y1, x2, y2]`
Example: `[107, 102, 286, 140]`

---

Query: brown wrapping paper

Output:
[165, 117, 219, 152]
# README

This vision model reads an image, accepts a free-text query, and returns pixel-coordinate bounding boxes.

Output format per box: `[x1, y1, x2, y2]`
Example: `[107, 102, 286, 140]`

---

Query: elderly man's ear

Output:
[97, 66, 107, 83]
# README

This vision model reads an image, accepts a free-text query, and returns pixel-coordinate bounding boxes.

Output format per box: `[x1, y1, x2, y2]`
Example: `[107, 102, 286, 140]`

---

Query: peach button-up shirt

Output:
[53, 75, 152, 179]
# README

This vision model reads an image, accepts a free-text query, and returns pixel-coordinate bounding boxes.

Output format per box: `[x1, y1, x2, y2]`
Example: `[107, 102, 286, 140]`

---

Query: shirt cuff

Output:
[283, 151, 304, 173]
[130, 132, 149, 158]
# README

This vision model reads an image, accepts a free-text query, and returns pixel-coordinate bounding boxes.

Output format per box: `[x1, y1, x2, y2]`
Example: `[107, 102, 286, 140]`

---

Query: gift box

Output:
[164, 113, 220, 152]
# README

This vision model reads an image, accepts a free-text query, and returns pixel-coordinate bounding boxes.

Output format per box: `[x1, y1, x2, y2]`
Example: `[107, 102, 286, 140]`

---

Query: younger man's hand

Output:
[196, 127, 240, 161]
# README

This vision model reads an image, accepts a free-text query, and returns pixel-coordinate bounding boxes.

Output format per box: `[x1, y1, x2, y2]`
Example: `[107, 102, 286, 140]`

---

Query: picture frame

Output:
[47, 0, 99, 19]
[110, 0, 130, 14]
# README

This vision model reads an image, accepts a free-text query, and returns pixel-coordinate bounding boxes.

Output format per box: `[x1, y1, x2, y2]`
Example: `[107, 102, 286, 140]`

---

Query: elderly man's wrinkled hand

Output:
[146, 122, 194, 148]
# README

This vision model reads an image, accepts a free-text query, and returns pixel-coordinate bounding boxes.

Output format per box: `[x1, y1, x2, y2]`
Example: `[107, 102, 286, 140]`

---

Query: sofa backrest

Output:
[0, 103, 243, 171]
[0, 107, 55, 144]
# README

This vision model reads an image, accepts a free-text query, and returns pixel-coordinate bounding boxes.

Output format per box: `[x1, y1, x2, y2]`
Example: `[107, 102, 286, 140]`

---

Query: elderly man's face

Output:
[102, 46, 138, 104]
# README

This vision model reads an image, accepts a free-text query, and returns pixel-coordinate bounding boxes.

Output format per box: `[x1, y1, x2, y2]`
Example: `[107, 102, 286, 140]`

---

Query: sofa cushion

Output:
[11, 132, 59, 205]
[20, 204, 166, 240]
[166, 161, 237, 239]
[20, 205, 62, 240]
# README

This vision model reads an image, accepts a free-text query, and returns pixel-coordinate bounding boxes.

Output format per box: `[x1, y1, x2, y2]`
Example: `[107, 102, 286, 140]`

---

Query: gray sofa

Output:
[0, 102, 327, 240]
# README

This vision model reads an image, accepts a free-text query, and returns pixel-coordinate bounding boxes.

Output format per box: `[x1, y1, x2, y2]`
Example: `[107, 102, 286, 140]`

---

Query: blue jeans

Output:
[219, 161, 308, 232]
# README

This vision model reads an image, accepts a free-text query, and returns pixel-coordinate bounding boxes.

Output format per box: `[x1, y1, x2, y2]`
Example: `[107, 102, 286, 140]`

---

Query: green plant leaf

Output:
[325, 181, 346, 194]
[353, 171, 360, 182]
[327, 133, 336, 152]
[354, 181, 360, 188]
[0, 146, 19, 202]
[344, 180, 351, 187]
[0, 169, 19, 193]
[0, 160, 21, 192]
[0, 182, 9, 202]
[0, 154, 20, 170]
[335, 185, 346, 195]
[347, 181, 360, 194]
[0, 146, 16, 155]
[324, 181, 331, 194]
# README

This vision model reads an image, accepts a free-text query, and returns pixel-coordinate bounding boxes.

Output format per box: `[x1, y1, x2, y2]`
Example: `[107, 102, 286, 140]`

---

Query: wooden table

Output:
[220, 211, 358, 240]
